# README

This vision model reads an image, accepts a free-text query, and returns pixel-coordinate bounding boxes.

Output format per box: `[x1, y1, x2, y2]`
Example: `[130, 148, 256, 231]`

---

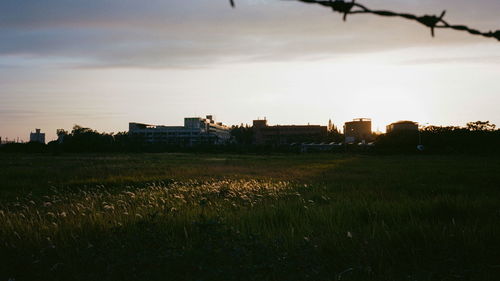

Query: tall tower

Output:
[344, 118, 372, 144]
[30, 129, 45, 144]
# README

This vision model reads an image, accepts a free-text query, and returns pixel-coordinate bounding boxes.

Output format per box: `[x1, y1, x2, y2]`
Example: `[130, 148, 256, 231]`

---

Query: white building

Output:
[129, 115, 231, 145]
[30, 129, 46, 144]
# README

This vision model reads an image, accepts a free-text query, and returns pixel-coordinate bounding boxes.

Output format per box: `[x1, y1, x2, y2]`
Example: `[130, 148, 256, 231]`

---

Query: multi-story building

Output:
[29, 129, 45, 144]
[386, 121, 419, 133]
[344, 118, 372, 144]
[252, 119, 327, 145]
[129, 115, 231, 145]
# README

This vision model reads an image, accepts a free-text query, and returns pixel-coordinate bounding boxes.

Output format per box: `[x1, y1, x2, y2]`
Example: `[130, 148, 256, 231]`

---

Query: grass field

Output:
[1, 153, 500, 281]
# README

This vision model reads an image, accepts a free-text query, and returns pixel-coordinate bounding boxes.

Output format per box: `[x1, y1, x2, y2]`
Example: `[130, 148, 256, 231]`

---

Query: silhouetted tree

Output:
[60, 125, 114, 152]
[376, 121, 500, 153]
[326, 127, 343, 143]
[230, 124, 254, 145]
[466, 121, 496, 131]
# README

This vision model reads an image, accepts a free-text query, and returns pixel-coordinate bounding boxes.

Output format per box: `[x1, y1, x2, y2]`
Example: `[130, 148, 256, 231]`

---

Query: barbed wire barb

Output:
[229, 0, 500, 41]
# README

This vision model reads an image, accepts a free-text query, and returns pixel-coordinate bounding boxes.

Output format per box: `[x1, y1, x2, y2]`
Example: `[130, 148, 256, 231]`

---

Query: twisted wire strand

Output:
[230, 0, 500, 41]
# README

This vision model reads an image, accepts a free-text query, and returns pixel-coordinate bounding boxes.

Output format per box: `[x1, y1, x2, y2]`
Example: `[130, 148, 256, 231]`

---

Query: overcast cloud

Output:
[1, 0, 499, 68]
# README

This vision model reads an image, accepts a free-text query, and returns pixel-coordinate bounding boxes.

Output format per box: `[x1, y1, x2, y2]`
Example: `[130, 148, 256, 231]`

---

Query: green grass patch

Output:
[0, 153, 499, 280]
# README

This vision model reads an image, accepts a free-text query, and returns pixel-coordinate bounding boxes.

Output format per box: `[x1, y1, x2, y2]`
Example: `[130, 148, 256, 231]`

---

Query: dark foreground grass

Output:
[1, 153, 499, 281]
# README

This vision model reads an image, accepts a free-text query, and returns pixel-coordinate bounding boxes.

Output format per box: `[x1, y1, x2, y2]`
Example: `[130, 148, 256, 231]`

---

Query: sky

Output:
[0, 0, 499, 141]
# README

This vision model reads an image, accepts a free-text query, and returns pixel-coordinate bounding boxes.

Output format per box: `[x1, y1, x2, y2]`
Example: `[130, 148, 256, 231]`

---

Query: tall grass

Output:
[0, 153, 499, 280]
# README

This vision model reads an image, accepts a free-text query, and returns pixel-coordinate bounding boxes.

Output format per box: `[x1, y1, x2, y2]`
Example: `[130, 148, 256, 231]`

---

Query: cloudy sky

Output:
[1, 0, 499, 141]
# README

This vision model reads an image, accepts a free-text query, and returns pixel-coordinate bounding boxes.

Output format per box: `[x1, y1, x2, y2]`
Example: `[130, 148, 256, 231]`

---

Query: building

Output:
[129, 115, 231, 145]
[344, 118, 372, 144]
[29, 129, 45, 144]
[386, 121, 419, 133]
[253, 119, 327, 145]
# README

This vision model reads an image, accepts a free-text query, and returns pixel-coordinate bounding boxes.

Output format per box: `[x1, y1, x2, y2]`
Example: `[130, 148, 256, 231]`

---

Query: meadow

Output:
[1, 153, 499, 281]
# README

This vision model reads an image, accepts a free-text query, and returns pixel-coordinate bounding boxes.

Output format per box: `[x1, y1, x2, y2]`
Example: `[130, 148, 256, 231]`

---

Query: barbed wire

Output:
[230, 0, 500, 42]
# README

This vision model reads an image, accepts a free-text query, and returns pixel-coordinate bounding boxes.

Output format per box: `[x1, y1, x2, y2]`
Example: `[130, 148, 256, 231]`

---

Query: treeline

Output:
[1, 121, 499, 154]
[376, 121, 500, 154]
[0, 126, 126, 153]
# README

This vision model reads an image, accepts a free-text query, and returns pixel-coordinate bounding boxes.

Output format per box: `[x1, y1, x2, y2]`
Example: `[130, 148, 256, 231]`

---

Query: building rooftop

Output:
[350, 118, 372, 122]
[390, 120, 418, 125]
